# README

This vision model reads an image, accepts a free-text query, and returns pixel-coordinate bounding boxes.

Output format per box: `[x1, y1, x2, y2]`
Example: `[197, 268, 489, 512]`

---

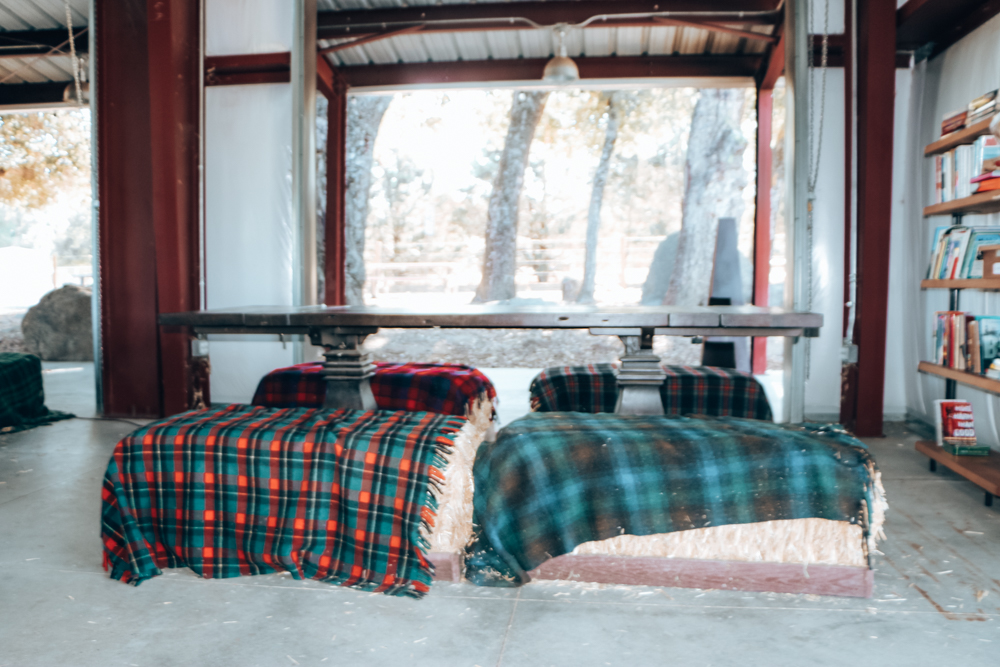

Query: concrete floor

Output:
[2, 364, 1000, 666]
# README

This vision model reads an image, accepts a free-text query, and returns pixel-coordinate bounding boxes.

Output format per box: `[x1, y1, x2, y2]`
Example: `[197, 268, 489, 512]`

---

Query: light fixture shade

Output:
[542, 55, 580, 83]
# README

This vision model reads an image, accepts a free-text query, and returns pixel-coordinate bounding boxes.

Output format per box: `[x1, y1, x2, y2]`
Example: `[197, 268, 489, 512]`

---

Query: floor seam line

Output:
[495, 588, 520, 667]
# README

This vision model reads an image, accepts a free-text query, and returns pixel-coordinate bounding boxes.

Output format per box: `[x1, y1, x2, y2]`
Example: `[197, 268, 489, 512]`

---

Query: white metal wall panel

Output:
[204, 0, 296, 402]
[582, 27, 615, 57]
[614, 27, 647, 57]
[452, 32, 491, 61]
[646, 26, 678, 56]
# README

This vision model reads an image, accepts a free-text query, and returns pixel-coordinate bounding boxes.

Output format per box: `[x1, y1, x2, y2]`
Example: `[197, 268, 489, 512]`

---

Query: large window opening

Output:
[0, 109, 92, 359]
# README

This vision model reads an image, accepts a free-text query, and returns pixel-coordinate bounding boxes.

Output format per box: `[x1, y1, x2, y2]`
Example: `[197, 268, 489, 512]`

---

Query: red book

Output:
[975, 178, 1000, 193]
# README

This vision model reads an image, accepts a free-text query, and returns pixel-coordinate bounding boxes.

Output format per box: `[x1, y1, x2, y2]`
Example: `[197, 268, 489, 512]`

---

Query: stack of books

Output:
[927, 225, 1000, 279]
[933, 135, 1000, 202]
[939, 89, 998, 137]
[932, 311, 1000, 375]
[934, 400, 989, 456]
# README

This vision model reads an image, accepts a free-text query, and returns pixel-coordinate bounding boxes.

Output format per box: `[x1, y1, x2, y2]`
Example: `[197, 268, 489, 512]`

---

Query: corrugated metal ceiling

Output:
[0, 0, 88, 85]
[0, 0, 88, 32]
[321, 23, 773, 68]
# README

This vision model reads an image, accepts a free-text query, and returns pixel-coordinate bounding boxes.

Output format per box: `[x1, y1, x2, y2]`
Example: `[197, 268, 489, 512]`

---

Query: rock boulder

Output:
[21, 285, 94, 361]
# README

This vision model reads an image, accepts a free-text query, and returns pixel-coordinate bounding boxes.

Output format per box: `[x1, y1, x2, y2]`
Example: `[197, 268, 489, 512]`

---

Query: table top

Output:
[159, 304, 822, 333]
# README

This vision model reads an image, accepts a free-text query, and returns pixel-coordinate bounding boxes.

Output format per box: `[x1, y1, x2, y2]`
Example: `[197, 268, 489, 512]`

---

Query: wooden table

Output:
[160, 304, 822, 414]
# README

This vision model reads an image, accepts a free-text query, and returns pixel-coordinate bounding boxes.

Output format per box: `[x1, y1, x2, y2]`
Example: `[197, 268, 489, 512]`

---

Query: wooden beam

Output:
[147, 0, 205, 415]
[325, 79, 348, 306]
[339, 55, 762, 88]
[851, 0, 896, 437]
[897, 0, 1000, 59]
[0, 28, 88, 58]
[204, 52, 290, 86]
[752, 88, 773, 375]
[318, 1, 783, 39]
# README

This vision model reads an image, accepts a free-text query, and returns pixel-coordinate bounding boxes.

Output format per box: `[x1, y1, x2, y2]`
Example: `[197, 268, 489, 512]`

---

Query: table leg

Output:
[311, 329, 378, 411]
[615, 328, 666, 415]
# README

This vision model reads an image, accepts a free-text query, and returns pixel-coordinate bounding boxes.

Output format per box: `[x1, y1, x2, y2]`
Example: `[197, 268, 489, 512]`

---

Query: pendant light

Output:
[542, 25, 579, 83]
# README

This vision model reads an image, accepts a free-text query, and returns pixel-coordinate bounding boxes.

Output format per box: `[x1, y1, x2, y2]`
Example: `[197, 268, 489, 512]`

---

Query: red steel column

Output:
[147, 0, 205, 414]
[752, 88, 773, 375]
[95, 0, 161, 417]
[851, 0, 895, 436]
[324, 77, 348, 306]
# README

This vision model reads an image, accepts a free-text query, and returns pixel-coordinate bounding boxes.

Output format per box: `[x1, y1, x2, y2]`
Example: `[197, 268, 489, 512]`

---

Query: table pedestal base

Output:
[311, 329, 378, 411]
[615, 329, 666, 415]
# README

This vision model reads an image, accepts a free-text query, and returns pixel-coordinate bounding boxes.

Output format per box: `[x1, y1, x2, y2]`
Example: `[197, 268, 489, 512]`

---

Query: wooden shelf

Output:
[921, 278, 1000, 290]
[924, 190, 1000, 217]
[917, 361, 1000, 395]
[924, 116, 996, 156]
[915, 440, 1000, 504]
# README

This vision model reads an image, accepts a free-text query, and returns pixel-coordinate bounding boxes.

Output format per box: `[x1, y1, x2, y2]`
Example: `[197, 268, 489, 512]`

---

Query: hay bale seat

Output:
[460, 412, 886, 598]
[529, 364, 772, 420]
[253, 362, 497, 438]
[99, 404, 489, 597]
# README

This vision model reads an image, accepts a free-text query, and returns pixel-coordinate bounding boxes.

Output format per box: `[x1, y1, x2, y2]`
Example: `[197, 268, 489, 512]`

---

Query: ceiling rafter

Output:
[317, 1, 783, 40]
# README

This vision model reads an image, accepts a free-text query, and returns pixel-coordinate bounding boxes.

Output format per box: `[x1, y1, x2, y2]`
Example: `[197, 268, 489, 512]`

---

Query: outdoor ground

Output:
[0, 310, 27, 354]
[1, 365, 998, 666]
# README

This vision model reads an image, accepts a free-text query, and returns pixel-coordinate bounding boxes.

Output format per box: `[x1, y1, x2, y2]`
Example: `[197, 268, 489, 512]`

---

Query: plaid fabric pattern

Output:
[465, 413, 880, 586]
[252, 362, 496, 417]
[0, 352, 73, 433]
[529, 363, 772, 421]
[101, 404, 466, 598]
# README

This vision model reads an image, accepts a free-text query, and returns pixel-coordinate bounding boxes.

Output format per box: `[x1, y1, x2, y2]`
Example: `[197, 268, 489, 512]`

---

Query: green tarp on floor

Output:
[0, 352, 74, 434]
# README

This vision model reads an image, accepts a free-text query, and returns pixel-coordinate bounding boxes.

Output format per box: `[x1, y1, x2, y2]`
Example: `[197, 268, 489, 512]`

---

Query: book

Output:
[975, 178, 1000, 193]
[961, 229, 1000, 278]
[934, 399, 976, 448]
[943, 443, 991, 456]
[976, 316, 1000, 373]
[942, 109, 968, 135]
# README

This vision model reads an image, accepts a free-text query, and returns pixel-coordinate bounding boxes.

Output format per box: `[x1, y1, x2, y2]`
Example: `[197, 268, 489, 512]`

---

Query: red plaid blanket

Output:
[529, 364, 772, 421]
[252, 362, 496, 417]
[101, 405, 465, 597]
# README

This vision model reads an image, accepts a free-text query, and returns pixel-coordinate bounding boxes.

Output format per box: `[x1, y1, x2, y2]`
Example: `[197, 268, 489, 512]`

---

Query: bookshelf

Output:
[917, 361, 1000, 395]
[923, 191, 1000, 217]
[918, 117, 1000, 504]
[924, 117, 996, 157]
[921, 278, 1000, 290]
[915, 440, 1000, 506]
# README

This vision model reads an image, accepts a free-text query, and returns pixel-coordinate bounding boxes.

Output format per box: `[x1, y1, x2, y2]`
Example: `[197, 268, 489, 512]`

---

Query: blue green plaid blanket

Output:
[465, 413, 881, 586]
[0, 352, 73, 433]
[529, 364, 772, 420]
[101, 405, 465, 597]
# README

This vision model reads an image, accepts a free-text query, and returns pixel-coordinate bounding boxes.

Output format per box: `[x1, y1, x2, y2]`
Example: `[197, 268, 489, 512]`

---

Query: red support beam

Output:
[204, 52, 290, 86]
[317, 1, 783, 39]
[324, 77, 348, 306]
[751, 88, 773, 375]
[95, 0, 161, 417]
[850, 0, 896, 437]
[146, 0, 205, 414]
[338, 55, 762, 88]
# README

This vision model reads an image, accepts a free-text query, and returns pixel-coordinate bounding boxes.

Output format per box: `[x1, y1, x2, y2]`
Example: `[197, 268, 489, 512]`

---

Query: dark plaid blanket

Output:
[465, 413, 880, 586]
[0, 352, 73, 434]
[252, 362, 496, 417]
[101, 404, 466, 597]
[529, 364, 772, 421]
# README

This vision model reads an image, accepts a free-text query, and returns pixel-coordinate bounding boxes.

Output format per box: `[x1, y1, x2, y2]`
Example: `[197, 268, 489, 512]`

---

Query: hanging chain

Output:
[65, 1, 83, 104]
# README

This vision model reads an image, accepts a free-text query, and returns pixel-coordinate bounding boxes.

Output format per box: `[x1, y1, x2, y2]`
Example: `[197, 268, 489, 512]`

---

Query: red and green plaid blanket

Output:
[252, 362, 496, 417]
[101, 405, 465, 597]
[465, 413, 881, 586]
[529, 364, 772, 421]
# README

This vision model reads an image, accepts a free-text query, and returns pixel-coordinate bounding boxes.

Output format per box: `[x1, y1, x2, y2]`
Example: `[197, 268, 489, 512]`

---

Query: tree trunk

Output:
[663, 89, 748, 307]
[474, 91, 549, 303]
[577, 93, 621, 304]
[344, 95, 392, 305]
